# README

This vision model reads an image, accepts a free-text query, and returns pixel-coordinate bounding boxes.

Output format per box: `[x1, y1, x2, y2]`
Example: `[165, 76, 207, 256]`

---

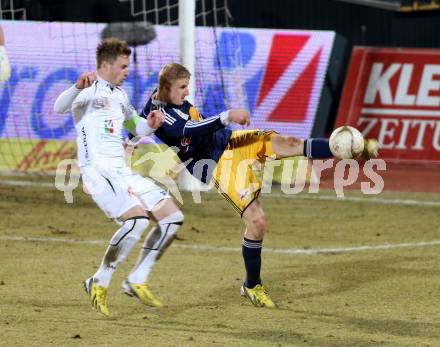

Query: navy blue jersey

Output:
[138, 94, 232, 183]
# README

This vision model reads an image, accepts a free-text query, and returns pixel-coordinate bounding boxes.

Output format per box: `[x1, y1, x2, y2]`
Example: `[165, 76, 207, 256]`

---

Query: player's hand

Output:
[124, 142, 137, 156]
[228, 109, 250, 126]
[75, 72, 96, 89]
[147, 110, 165, 129]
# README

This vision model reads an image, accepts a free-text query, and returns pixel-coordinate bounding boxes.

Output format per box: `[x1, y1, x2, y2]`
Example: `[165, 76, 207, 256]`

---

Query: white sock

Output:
[93, 217, 149, 287]
[128, 211, 184, 284]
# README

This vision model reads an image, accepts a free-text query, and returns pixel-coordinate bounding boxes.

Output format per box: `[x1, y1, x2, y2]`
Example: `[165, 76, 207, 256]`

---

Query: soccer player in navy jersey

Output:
[130, 62, 379, 308]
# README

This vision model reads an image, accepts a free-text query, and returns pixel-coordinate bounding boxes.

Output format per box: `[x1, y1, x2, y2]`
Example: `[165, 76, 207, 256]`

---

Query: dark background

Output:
[8, 0, 440, 48]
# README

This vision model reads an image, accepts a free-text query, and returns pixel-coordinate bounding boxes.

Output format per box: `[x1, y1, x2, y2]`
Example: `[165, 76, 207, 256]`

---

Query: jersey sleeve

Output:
[153, 108, 225, 139]
[182, 115, 224, 137]
[127, 100, 151, 140]
[53, 84, 85, 114]
[178, 101, 224, 137]
[134, 99, 225, 139]
[123, 114, 154, 136]
[120, 89, 137, 120]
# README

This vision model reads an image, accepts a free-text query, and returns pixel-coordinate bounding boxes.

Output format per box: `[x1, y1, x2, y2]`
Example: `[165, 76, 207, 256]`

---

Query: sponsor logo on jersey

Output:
[239, 189, 251, 201]
[93, 96, 111, 110]
[181, 137, 192, 147]
[82, 126, 88, 159]
[104, 120, 114, 134]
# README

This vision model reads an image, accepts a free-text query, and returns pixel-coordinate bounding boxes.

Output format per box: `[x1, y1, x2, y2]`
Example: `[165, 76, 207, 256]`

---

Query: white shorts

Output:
[81, 165, 170, 219]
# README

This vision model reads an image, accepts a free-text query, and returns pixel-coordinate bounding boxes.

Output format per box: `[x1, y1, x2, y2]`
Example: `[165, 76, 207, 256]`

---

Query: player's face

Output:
[108, 55, 130, 86]
[167, 78, 189, 105]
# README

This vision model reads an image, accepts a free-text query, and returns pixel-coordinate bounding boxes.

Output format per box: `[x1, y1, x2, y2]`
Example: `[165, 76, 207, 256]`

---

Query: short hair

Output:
[158, 63, 191, 91]
[96, 38, 131, 68]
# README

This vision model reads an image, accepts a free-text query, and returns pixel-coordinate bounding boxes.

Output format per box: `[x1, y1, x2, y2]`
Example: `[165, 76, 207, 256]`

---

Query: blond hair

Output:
[158, 63, 191, 93]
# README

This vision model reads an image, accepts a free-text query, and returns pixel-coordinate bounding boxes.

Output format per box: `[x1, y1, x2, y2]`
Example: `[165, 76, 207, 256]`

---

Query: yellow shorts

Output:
[212, 129, 277, 216]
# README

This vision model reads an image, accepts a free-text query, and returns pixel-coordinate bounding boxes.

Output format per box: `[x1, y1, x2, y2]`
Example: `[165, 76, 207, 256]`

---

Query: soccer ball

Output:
[329, 126, 365, 159]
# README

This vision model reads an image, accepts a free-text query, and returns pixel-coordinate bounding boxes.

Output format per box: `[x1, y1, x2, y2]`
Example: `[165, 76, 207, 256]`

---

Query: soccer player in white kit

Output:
[54, 38, 184, 316]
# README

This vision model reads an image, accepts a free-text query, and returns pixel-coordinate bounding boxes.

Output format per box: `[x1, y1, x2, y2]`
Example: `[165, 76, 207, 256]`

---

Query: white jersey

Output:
[73, 77, 137, 168]
[54, 75, 169, 218]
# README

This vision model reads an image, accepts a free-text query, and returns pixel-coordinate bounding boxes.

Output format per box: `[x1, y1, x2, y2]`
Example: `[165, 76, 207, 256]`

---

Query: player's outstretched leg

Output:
[124, 200, 184, 307]
[271, 134, 379, 160]
[84, 214, 149, 316]
[240, 200, 276, 308]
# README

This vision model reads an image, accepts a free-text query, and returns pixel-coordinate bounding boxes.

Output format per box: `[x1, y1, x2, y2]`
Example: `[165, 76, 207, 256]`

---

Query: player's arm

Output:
[183, 114, 226, 137]
[123, 110, 164, 137]
[127, 106, 187, 140]
[187, 100, 249, 125]
[125, 102, 152, 146]
[53, 72, 96, 114]
[183, 109, 250, 137]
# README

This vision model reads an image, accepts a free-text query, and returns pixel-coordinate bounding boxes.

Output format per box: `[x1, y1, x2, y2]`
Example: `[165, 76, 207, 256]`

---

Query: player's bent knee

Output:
[255, 215, 267, 233]
[154, 210, 184, 260]
[247, 214, 267, 239]
[158, 210, 184, 226]
[120, 205, 148, 221]
[152, 198, 182, 221]
[156, 210, 184, 246]
[109, 216, 149, 246]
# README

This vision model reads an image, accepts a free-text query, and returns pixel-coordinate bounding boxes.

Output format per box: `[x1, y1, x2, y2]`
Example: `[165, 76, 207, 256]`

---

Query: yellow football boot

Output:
[83, 277, 109, 317]
[361, 139, 380, 159]
[240, 284, 276, 308]
[122, 280, 163, 308]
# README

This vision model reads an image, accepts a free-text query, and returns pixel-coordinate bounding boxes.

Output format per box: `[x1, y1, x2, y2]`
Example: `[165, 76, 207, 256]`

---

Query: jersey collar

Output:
[151, 90, 184, 109]
[96, 75, 118, 91]
[151, 91, 168, 107]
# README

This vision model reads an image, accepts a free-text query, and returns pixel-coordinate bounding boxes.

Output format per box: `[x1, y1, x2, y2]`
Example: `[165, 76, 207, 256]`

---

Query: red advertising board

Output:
[336, 47, 440, 164]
